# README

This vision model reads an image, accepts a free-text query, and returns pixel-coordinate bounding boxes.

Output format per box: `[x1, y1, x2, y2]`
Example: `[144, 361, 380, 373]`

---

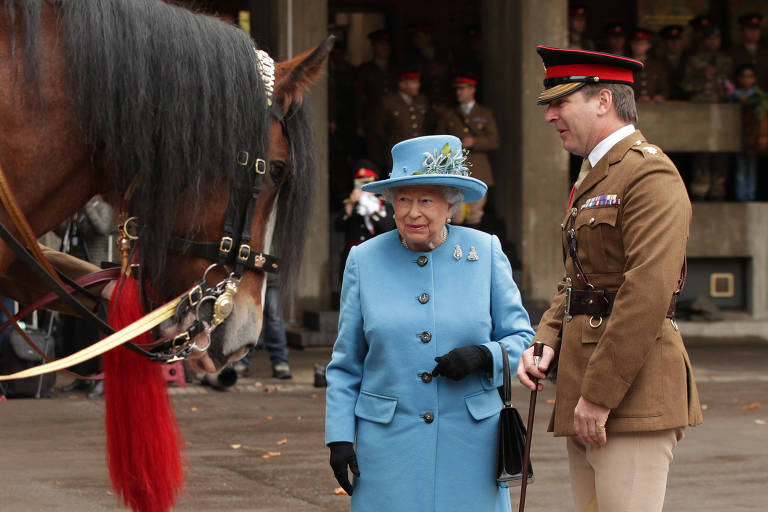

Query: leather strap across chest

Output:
[564, 206, 687, 318]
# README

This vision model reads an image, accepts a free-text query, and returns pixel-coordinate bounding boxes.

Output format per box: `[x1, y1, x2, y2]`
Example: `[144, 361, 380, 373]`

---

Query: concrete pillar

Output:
[482, 0, 569, 308]
[251, 0, 330, 315]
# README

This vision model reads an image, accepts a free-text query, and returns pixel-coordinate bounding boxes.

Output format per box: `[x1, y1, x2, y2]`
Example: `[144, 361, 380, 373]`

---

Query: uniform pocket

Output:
[574, 206, 621, 271]
[354, 390, 398, 424]
[464, 389, 503, 421]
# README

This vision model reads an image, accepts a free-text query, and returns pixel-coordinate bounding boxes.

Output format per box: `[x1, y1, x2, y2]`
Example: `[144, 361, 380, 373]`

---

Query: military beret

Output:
[738, 13, 762, 27]
[536, 46, 643, 105]
[570, 5, 586, 17]
[659, 25, 683, 40]
[368, 29, 390, 42]
[605, 23, 626, 36]
[454, 72, 479, 87]
[689, 15, 712, 29]
[630, 28, 654, 41]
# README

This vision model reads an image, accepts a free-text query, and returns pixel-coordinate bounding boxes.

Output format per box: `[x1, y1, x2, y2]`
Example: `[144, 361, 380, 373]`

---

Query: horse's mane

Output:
[3, 0, 314, 291]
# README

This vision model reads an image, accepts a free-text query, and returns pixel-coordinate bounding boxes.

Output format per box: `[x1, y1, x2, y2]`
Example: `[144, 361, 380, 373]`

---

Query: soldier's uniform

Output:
[629, 29, 669, 100]
[729, 13, 768, 89]
[436, 74, 499, 225]
[534, 46, 702, 512]
[568, 6, 595, 50]
[602, 23, 627, 56]
[374, 74, 429, 167]
[659, 25, 687, 100]
[681, 26, 732, 199]
[356, 30, 396, 166]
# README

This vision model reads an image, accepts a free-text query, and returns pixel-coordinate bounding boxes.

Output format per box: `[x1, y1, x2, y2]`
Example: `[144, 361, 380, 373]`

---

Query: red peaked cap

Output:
[536, 46, 643, 104]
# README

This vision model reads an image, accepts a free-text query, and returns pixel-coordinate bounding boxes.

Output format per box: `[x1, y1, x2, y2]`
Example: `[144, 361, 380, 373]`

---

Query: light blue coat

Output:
[325, 226, 534, 512]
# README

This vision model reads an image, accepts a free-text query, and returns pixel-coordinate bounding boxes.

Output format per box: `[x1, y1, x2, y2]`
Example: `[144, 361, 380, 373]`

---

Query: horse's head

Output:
[162, 38, 334, 372]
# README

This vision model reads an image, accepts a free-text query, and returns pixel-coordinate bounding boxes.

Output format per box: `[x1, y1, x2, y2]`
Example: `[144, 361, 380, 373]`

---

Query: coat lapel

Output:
[573, 129, 645, 204]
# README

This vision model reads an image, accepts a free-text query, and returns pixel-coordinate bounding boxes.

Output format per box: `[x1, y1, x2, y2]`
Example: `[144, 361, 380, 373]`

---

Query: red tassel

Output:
[104, 273, 184, 512]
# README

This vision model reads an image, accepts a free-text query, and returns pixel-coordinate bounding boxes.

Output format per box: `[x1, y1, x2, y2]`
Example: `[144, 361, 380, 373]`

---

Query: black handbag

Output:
[496, 342, 533, 485]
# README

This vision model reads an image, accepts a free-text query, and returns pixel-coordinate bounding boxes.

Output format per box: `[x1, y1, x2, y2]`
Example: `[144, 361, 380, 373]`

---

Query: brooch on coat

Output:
[468, 246, 479, 261]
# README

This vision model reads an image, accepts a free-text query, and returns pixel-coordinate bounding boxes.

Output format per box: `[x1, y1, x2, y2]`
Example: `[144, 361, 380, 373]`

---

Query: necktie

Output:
[568, 159, 592, 208]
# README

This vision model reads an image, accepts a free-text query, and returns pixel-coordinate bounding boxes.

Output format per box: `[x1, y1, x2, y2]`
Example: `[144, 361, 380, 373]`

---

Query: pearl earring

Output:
[447, 218, 452, 223]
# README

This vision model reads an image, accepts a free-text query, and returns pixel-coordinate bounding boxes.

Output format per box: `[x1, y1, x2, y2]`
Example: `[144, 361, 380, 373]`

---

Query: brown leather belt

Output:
[567, 288, 677, 318]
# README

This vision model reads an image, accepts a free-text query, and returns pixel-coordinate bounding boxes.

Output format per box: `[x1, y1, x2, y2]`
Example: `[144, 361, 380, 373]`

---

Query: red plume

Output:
[104, 272, 184, 512]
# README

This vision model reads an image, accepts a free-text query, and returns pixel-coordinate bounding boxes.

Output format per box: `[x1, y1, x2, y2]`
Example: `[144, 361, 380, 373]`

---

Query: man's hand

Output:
[329, 442, 359, 495]
[573, 396, 609, 448]
[516, 343, 555, 391]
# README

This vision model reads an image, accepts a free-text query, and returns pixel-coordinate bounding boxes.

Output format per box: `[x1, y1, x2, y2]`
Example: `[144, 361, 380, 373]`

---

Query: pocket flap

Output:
[575, 206, 619, 229]
[355, 391, 398, 424]
[464, 389, 502, 421]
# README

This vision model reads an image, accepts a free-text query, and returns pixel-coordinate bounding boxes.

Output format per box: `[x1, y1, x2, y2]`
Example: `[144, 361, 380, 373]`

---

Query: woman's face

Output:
[392, 185, 452, 252]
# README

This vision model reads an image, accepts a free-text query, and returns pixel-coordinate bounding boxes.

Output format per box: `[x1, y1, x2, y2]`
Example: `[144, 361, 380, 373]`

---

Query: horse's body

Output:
[0, 0, 329, 370]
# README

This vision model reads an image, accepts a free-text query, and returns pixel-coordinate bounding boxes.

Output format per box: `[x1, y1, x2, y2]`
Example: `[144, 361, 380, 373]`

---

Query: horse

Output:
[0, 0, 331, 371]
[0, 2, 331, 510]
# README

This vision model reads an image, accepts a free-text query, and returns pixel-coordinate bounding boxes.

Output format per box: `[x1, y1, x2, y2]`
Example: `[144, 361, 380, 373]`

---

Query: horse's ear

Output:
[274, 35, 335, 114]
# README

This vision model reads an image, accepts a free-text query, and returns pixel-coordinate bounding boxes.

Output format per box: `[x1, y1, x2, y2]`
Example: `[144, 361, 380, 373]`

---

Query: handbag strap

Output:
[498, 341, 512, 408]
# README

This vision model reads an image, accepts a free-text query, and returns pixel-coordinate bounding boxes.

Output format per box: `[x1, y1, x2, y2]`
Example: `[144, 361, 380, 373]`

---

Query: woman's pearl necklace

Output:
[400, 226, 448, 250]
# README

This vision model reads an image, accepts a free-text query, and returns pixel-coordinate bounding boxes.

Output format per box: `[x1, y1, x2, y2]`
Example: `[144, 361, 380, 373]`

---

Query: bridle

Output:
[0, 48, 291, 376]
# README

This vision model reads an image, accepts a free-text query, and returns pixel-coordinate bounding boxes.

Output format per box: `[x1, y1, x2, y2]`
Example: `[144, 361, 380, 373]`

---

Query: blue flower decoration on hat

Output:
[361, 135, 488, 202]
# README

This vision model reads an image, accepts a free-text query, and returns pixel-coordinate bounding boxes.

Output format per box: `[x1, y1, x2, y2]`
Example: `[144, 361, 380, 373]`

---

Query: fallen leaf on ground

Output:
[184, 440, 192, 445]
[311, 393, 318, 398]
[297, 416, 303, 420]
[334, 487, 348, 496]
[546, 399, 555, 404]
[190, 407, 198, 412]
[755, 419, 766, 425]
[266, 415, 274, 420]
[701, 404, 708, 410]
[230, 444, 242, 450]
[277, 438, 288, 445]
[744, 402, 760, 411]
[261, 451, 281, 459]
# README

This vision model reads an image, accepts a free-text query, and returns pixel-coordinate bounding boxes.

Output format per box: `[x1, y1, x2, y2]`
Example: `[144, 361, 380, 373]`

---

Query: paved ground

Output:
[1, 337, 767, 511]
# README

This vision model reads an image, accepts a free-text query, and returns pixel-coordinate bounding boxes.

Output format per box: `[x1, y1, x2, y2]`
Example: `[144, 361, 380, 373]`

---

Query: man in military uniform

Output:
[356, 29, 396, 164]
[683, 14, 713, 60]
[517, 46, 702, 512]
[407, 23, 453, 116]
[373, 68, 429, 168]
[682, 26, 733, 200]
[602, 23, 627, 56]
[629, 28, 668, 101]
[659, 25, 687, 100]
[436, 73, 499, 226]
[568, 6, 595, 50]
[730, 13, 768, 89]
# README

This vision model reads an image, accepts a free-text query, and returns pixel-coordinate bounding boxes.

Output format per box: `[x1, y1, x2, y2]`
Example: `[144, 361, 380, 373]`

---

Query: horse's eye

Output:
[269, 161, 287, 186]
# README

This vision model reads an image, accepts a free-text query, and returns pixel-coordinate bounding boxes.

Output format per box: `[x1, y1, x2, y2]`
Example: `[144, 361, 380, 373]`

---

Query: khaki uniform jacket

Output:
[374, 93, 429, 162]
[436, 103, 499, 186]
[682, 51, 733, 102]
[534, 130, 703, 437]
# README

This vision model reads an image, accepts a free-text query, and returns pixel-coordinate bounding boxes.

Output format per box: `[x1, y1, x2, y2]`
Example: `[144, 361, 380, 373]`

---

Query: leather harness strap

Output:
[565, 206, 686, 319]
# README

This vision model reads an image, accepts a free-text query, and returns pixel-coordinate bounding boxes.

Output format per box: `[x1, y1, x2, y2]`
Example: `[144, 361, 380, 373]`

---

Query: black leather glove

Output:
[329, 441, 359, 495]
[432, 345, 492, 381]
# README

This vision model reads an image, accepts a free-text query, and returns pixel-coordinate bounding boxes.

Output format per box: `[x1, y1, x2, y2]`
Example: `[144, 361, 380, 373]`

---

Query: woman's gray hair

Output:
[382, 186, 465, 216]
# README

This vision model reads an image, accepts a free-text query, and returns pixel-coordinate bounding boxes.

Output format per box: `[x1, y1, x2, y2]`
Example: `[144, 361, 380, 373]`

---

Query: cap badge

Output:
[643, 146, 658, 155]
[453, 245, 463, 260]
[467, 246, 479, 261]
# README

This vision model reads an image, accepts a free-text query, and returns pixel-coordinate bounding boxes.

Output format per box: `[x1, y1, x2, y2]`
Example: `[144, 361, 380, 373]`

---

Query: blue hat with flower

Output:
[361, 135, 487, 202]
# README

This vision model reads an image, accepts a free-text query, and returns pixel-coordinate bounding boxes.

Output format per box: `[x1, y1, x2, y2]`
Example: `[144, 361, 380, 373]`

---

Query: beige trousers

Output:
[566, 428, 684, 512]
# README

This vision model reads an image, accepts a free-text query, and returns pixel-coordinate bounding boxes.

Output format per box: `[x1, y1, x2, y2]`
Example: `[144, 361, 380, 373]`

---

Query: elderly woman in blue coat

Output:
[325, 135, 535, 512]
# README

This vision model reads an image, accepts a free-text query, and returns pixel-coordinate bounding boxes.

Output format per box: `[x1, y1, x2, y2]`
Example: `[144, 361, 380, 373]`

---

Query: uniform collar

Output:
[587, 124, 635, 168]
[576, 128, 644, 199]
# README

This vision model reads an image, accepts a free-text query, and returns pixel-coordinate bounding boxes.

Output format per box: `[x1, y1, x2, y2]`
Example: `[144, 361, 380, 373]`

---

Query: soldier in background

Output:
[407, 23, 453, 118]
[373, 68, 429, 168]
[684, 15, 714, 60]
[730, 13, 768, 89]
[659, 25, 687, 100]
[603, 23, 627, 56]
[356, 29, 396, 167]
[568, 5, 595, 50]
[682, 26, 733, 200]
[436, 73, 499, 226]
[629, 28, 668, 102]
